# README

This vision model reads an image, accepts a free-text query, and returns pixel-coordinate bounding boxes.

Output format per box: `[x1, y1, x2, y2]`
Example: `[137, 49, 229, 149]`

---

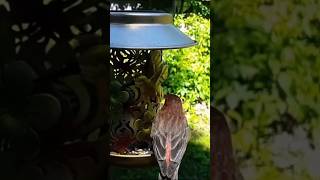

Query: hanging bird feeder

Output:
[109, 11, 196, 167]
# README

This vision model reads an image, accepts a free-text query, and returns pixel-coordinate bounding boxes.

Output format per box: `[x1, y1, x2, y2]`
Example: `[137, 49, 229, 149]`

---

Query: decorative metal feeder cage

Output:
[109, 11, 196, 167]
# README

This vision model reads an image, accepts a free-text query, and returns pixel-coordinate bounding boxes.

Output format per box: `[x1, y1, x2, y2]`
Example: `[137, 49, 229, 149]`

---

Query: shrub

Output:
[163, 13, 210, 108]
[214, 0, 320, 179]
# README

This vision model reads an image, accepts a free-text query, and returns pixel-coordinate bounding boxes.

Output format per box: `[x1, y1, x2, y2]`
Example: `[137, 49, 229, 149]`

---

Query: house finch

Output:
[211, 107, 243, 180]
[151, 94, 190, 180]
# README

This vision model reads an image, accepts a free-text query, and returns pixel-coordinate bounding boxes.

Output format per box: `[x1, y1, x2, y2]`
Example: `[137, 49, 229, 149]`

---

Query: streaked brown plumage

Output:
[151, 94, 190, 180]
[211, 107, 243, 180]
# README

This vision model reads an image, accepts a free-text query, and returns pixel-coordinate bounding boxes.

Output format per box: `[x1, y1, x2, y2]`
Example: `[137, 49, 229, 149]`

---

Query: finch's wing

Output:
[163, 119, 189, 178]
[152, 130, 170, 177]
[152, 130, 166, 161]
[151, 114, 166, 160]
[170, 115, 189, 164]
[151, 113, 167, 178]
[170, 122, 189, 163]
[151, 112, 160, 138]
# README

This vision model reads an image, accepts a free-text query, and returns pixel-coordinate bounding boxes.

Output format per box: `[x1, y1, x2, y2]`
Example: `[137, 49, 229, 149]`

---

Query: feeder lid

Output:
[110, 11, 196, 49]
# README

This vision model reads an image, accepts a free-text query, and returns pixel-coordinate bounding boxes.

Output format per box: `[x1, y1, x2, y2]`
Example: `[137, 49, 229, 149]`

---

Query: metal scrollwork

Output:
[110, 49, 168, 154]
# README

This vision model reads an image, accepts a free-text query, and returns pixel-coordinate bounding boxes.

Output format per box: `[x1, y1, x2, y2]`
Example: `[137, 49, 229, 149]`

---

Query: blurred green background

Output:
[214, 0, 320, 179]
[110, 1, 210, 179]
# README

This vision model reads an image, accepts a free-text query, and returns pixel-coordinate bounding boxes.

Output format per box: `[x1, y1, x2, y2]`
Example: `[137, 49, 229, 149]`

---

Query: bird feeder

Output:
[109, 11, 196, 167]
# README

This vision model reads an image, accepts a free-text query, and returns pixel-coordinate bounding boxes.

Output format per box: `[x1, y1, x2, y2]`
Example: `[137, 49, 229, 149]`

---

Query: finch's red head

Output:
[162, 94, 183, 115]
[164, 94, 181, 102]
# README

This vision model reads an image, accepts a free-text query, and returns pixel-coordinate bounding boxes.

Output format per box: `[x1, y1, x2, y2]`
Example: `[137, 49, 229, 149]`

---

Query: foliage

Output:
[213, 0, 320, 179]
[110, 0, 210, 17]
[180, 0, 210, 18]
[163, 13, 210, 108]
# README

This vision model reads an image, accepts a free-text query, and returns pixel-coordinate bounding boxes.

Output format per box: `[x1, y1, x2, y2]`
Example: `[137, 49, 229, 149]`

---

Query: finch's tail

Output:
[158, 173, 165, 180]
[158, 169, 179, 180]
[158, 173, 171, 180]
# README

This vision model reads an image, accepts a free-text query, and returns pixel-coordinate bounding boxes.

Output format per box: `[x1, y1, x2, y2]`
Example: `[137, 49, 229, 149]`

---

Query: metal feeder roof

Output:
[110, 11, 196, 49]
